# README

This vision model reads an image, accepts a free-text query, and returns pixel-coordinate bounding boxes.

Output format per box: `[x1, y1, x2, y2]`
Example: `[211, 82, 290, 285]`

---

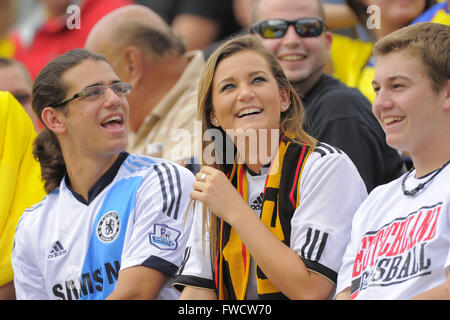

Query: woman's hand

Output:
[190, 166, 248, 224]
[190, 166, 335, 299]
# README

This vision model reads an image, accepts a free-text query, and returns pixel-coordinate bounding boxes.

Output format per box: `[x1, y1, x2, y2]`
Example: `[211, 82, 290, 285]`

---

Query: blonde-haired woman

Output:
[174, 35, 367, 300]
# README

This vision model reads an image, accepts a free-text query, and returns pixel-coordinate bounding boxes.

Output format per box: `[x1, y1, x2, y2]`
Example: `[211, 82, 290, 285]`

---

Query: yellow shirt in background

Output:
[0, 37, 14, 58]
[0, 91, 45, 286]
[412, 1, 449, 26]
[330, 33, 375, 103]
[330, 3, 449, 104]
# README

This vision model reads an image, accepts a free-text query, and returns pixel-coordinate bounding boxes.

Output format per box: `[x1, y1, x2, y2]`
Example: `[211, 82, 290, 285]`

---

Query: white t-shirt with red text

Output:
[337, 163, 450, 299]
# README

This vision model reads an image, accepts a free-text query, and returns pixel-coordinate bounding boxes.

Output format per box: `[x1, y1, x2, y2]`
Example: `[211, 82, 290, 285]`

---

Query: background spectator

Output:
[330, 0, 439, 103]
[136, 0, 241, 51]
[0, 0, 15, 58]
[86, 5, 204, 172]
[249, 0, 404, 192]
[0, 57, 41, 132]
[10, 0, 133, 79]
[411, 0, 449, 25]
[0, 91, 45, 300]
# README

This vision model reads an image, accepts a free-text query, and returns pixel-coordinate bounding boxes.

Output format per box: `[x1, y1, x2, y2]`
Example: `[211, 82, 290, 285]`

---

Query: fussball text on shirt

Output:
[351, 203, 442, 298]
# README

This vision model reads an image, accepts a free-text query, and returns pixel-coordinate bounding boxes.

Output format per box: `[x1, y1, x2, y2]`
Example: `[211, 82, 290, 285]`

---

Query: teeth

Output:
[237, 107, 262, 118]
[280, 55, 305, 61]
[102, 115, 122, 125]
[384, 116, 404, 125]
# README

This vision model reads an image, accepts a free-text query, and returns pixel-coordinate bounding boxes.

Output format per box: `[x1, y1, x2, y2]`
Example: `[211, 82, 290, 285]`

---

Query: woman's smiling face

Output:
[210, 49, 290, 135]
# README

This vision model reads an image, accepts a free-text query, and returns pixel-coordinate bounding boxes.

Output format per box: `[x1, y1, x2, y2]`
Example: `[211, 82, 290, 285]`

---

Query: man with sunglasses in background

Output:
[250, 0, 404, 193]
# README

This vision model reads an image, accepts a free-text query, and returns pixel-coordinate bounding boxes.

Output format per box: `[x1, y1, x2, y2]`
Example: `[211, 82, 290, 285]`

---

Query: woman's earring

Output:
[281, 104, 289, 112]
[212, 119, 219, 126]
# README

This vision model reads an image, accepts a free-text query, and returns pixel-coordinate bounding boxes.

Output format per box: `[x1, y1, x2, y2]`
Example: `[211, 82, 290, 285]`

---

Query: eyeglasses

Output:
[250, 17, 327, 39]
[49, 81, 131, 108]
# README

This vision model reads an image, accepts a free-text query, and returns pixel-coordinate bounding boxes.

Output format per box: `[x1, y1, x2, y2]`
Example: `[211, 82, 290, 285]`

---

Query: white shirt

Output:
[174, 144, 368, 298]
[12, 153, 195, 300]
[337, 162, 450, 299]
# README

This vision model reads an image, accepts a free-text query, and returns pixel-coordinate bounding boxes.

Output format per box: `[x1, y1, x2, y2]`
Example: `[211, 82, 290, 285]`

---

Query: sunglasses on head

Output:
[250, 17, 327, 39]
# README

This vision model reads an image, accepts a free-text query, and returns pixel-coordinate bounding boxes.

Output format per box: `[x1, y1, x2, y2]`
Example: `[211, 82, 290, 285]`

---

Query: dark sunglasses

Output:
[49, 81, 131, 108]
[250, 17, 327, 39]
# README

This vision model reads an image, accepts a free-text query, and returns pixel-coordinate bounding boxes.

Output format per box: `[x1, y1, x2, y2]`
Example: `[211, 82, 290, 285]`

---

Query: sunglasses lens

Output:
[258, 20, 288, 38]
[253, 18, 324, 39]
[296, 19, 323, 37]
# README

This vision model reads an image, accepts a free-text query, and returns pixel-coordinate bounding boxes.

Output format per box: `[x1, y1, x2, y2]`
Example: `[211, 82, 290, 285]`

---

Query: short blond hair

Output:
[373, 22, 450, 93]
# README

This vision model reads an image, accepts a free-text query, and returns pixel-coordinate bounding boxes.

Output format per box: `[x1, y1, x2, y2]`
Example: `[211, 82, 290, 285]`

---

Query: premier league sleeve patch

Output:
[149, 224, 181, 250]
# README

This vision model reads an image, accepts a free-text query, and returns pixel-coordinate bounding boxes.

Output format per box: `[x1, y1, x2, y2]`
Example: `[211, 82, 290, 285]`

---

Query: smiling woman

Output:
[209, 50, 290, 172]
[173, 35, 368, 300]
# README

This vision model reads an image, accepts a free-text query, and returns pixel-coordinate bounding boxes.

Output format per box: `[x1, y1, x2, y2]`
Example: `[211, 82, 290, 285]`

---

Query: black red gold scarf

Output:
[214, 136, 312, 300]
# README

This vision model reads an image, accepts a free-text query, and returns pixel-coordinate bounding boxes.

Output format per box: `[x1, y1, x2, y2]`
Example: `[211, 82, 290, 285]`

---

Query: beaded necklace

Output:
[402, 160, 450, 196]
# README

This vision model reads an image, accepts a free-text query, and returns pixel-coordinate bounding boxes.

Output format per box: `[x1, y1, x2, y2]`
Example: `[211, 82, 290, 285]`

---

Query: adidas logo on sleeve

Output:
[47, 241, 68, 260]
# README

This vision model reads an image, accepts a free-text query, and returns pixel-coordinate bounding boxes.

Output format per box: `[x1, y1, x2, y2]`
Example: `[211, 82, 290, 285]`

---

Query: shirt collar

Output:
[64, 151, 129, 205]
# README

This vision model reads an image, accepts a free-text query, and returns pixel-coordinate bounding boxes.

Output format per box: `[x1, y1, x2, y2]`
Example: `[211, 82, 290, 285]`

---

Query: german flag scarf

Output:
[214, 136, 312, 300]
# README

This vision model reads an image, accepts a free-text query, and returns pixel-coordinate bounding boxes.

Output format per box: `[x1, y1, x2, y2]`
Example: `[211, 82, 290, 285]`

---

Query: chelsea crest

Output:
[97, 211, 120, 243]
